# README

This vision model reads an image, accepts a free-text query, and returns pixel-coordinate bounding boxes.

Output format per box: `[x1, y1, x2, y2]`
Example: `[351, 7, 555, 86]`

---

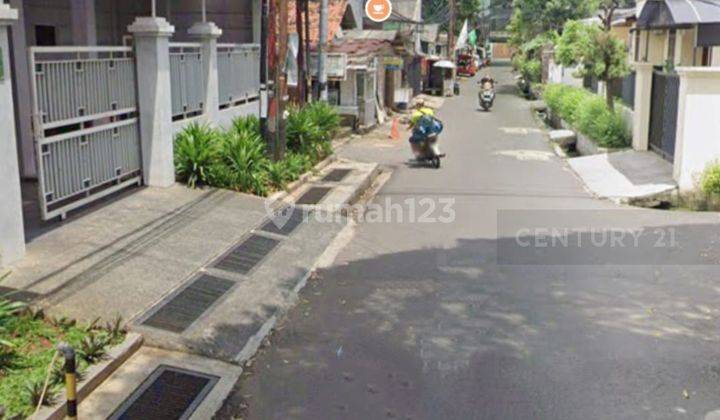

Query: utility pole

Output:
[277, 0, 288, 160]
[448, 0, 456, 58]
[318, 0, 328, 100]
[304, 0, 311, 101]
[296, 0, 306, 104]
[259, 0, 269, 141]
[267, 0, 278, 158]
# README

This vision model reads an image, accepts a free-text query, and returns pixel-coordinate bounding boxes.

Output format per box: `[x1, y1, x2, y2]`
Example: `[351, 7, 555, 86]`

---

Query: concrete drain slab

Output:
[260, 207, 308, 236]
[213, 234, 280, 275]
[78, 347, 242, 420]
[141, 275, 234, 333]
[295, 187, 332, 205]
[109, 365, 218, 420]
[321, 168, 353, 182]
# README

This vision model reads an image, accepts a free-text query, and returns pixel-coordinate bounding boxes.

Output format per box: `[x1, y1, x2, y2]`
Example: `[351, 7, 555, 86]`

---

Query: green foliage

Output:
[305, 101, 341, 141]
[78, 333, 110, 364]
[173, 104, 339, 195]
[174, 123, 221, 188]
[509, 0, 591, 46]
[218, 129, 270, 196]
[556, 20, 630, 109]
[575, 95, 629, 148]
[0, 302, 125, 418]
[701, 164, 720, 195]
[543, 84, 629, 148]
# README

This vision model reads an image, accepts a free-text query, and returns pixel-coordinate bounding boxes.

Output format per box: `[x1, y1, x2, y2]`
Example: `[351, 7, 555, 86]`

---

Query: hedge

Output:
[543, 84, 630, 148]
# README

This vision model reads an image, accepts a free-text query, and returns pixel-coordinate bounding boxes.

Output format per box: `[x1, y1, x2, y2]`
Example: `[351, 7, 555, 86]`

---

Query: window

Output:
[634, 30, 641, 62]
[702, 47, 713, 66]
[35, 25, 57, 46]
[327, 81, 341, 106]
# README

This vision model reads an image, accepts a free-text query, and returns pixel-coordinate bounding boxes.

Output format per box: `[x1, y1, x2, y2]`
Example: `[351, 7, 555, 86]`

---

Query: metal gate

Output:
[29, 46, 142, 220]
[648, 71, 679, 162]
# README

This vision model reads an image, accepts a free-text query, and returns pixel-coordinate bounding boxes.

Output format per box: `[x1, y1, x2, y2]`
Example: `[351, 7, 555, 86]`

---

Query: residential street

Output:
[218, 65, 720, 420]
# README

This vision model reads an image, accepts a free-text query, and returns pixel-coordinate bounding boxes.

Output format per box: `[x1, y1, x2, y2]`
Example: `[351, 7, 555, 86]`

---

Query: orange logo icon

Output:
[366, 0, 392, 23]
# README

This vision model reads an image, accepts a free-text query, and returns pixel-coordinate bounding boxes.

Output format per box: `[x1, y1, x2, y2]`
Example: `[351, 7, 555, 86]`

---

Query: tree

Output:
[508, 0, 592, 46]
[556, 20, 630, 110]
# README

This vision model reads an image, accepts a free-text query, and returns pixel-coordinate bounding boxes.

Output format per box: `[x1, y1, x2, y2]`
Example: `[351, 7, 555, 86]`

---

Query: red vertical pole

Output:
[296, 0, 306, 105]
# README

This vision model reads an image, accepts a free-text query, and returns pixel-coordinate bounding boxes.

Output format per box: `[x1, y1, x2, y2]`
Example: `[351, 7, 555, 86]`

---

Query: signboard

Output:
[309, 53, 348, 79]
[365, 0, 393, 23]
[384, 56, 403, 70]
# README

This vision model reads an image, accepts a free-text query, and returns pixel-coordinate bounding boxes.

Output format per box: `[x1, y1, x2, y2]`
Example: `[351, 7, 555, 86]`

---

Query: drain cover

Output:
[296, 187, 332, 205]
[142, 275, 234, 333]
[322, 168, 352, 182]
[213, 234, 280, 274]
[109, 365, 218, 420]
[260, 207, 307, 236]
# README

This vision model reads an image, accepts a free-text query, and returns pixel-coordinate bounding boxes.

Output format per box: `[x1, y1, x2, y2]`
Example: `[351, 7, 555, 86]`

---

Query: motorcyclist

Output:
[479, 74, 495, 91]
[409, 105, 444, 159]
[410, 100, 435, 127]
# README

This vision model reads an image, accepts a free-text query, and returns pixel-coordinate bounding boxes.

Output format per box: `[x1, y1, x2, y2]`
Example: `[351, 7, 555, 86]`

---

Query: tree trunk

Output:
[606, 80, 615, 111]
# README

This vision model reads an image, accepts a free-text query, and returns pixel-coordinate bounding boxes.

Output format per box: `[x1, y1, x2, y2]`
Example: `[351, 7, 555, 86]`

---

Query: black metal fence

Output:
[609, 72, 636, 109]
[648, 71, 679, 162]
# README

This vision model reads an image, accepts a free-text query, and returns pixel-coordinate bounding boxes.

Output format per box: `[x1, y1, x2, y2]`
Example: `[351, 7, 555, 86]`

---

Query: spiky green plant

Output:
[305, 101, 341, 141]
[219, 130, 270, 196]
[174, 123, 221, 188]
[78, 333, 109, 364]
[286, 106, 323, 154]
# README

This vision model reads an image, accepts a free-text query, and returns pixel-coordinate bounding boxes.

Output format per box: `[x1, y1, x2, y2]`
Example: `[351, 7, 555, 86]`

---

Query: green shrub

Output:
[558, 87, 589, 125]
[174, 123, 221, 188]
[521, 59, 542, 83]
[575, 96, 629, 148]
[543, 84, 629, 148]
[218, 129, 270, 196]
[231, 115, 261, 137]
[305, 101, 341, 141]
[286, 106, 323, 154]
[701, 163, 720, 195]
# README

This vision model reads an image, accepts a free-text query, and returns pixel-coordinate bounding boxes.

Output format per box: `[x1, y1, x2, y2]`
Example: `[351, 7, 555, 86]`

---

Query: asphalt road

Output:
[218, 64, 720, 420]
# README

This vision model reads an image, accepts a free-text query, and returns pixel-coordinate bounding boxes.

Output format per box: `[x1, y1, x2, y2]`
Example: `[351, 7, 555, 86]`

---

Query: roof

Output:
[287, 0, 348, 44]
[327, 38, 397, 57]
[343, 29, 399, 41]
[638, 0, 720, 28]
[579, 8, 636, 27]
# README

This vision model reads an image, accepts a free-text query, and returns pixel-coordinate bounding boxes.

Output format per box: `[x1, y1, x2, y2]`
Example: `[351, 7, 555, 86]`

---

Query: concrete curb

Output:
[32, 333, 144, 420]
[231, 166, 386, 366]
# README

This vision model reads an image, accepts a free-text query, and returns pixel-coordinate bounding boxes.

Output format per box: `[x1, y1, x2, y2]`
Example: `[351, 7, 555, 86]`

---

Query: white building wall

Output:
[673, 68, 720, 191]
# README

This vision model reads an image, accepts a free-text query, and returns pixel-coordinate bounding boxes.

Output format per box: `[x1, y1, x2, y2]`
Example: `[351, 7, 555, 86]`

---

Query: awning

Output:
[637, 0, 720, 29]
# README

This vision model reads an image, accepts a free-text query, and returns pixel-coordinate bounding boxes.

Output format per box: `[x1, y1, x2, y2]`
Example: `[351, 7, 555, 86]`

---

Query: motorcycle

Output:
[479, 89, 495, 111]
[410, 115, 445, 169]
[413, 133, 444, 169]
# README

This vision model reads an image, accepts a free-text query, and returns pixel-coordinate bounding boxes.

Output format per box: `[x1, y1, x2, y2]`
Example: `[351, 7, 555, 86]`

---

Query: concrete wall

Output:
[673, 67, 720, 191]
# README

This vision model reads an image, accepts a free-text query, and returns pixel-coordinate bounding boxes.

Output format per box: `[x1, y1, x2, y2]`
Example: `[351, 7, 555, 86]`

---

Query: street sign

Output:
[366, 0, 392, 23]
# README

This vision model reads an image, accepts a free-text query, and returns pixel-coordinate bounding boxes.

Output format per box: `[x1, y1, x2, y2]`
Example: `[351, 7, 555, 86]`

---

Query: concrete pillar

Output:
[189, 21, 222, 120]
[71, 0, 97, 46]
[673, 67, 720, 191]
[128, 17, 176, 188]
[632, 62, 654, 151]
[0, 4, 26, 266]
[8, 0, 33, 178]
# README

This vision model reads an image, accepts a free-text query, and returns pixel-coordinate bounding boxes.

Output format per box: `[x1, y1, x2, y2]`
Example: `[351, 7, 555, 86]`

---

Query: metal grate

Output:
[260, 207, 307, 236]
[322, 168, 352, 182]
[296, 187, 332, 205]
[142, 275, 234, 333]
[213, 234, 280, 274]
[109, 365, 219, 420]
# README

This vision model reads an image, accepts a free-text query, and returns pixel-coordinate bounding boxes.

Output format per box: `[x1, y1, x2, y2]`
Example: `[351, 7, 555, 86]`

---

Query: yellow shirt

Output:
[410, 108, 435, 125]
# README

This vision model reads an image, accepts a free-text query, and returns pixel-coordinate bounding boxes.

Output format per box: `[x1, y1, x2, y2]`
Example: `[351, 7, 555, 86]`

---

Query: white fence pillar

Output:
[0, 5, 25, 266]
[673, 67, 720, 191]
[8, 0, 33, 178]
[129, 17, 176, 188]
[632, 62, 653, 151]
[189, 21, 222, 122]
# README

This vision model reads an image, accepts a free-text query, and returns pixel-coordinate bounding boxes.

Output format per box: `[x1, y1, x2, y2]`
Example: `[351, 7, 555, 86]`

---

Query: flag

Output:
[468, 29, 477, 47]
[455, 19, 469, 51]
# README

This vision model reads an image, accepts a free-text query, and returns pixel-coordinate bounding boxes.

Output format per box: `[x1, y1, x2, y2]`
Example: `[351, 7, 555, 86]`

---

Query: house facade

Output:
[0, 0, 263, 267]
